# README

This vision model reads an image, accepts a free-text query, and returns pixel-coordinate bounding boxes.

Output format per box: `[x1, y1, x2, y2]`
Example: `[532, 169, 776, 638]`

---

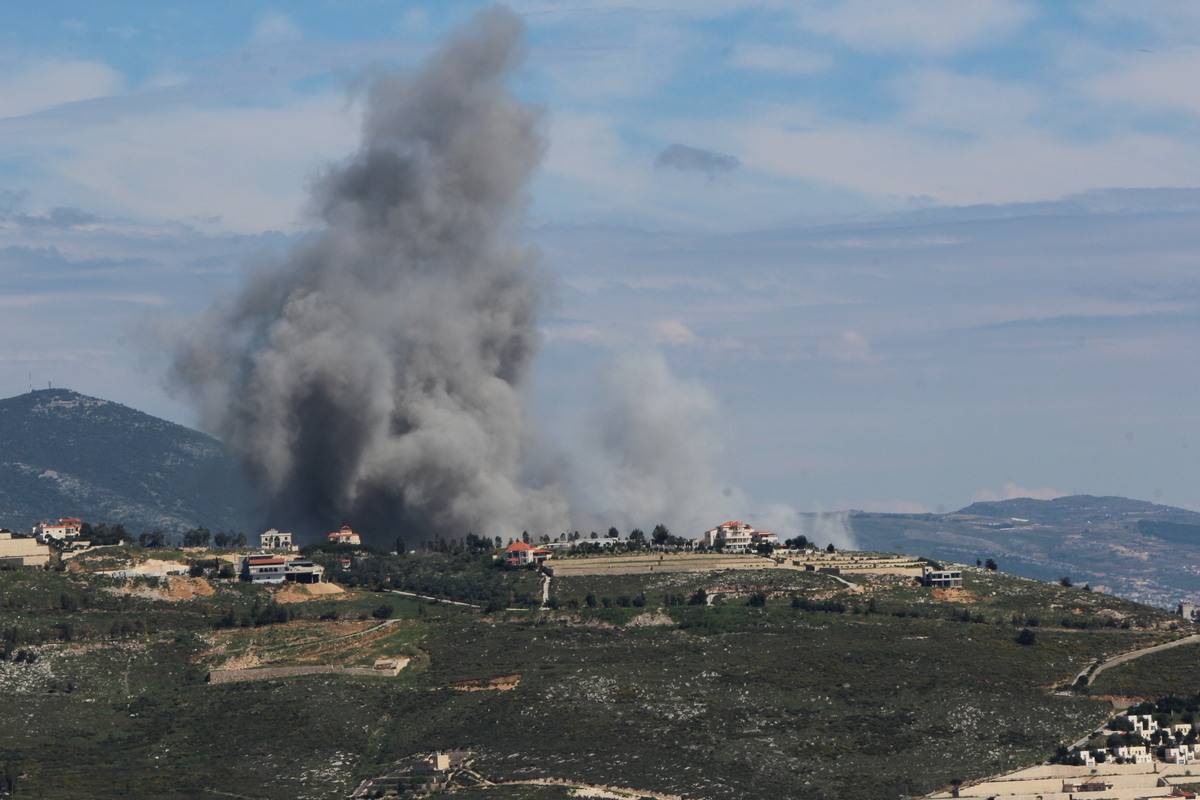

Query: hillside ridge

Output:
[0, 387, 257, 534]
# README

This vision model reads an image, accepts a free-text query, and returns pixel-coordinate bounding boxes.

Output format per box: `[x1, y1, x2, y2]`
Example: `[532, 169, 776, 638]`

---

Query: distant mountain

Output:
[955, 494, 1200, 526]
[0, 389, 257, 534]
[851, 494, 1200, 608]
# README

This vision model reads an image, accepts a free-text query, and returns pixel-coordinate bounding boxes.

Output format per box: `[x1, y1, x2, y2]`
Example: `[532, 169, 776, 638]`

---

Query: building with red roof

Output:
[503, 540, 551, 568]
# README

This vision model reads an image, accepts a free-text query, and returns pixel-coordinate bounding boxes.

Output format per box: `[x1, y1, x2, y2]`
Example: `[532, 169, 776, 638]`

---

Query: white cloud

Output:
[1088, 48, 1200, 116]
[0, 60, 124, 120]
[2, 93, 360, 232]
[651, 318, 698, 346]
[971, 482, 1065, 502]
[817, 330, 875, 364]
[252, 12, 303, 45]
[894, 68, 1042, 133]
[799, 0, 1033, 55]
[729, 43, 833, 75]
[735, 112, 1200, 206]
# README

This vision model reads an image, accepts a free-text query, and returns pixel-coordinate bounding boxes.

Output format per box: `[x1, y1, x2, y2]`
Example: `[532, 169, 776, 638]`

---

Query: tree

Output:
[1060, 576, 1073, 588]
[585, 593, 597, 608]
[651, 524, 671, 546]
[590, 531, 598, 540]
[975, 559, 982, 567]
[607, 527, 619, 539]
[784, 535, 808, 550]
[522, 531, 530, 544]
[747, 592, 767, 608]
[984, 558, 998, 571]
[1015, 628, 1037, 646]
[371, 604, 393, 620]
[688, 588, 708, 606]
[825, 542, 836, 553]
[182, 528, 211, 548]
[395, 536, 407, 555]
[233, 532, 247, 547]
[213, 532, 230, 548]
[138, 531, 165, 548]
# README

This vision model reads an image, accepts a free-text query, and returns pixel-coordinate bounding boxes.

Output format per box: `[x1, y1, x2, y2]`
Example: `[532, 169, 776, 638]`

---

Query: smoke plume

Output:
[169, 7, 568, 541]
[576, 352, 858, 548]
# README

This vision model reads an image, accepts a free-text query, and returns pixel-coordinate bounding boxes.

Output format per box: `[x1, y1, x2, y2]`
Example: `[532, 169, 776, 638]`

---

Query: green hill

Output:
[850, 495, 1200, 608]
[0, 549, 1190, 799]
[0, 388, 257, 534]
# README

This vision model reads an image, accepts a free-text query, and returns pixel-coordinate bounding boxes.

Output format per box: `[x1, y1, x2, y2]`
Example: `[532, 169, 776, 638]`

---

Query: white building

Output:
[34, 517, 82, 543]
[260, 529, 297, 551]
[701, 521, 756, 553]
[921, 566, 964, 588]
[1129, 714, 1159, 735]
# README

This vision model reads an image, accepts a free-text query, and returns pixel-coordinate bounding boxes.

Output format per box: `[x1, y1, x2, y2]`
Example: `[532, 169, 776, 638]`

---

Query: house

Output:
[34, 517, 83, 543]
[241, 554, 288, 583]
[751, 530, 780, 548]
[503, 541, 551, 567]
[326, 524, 362, 546]
[701, 521, 756, 553]
[1130, 714, 1160, 735]
[921, 566, 963, 588]
[260, 529, 297, 551]
[0, 531, 51, 568]
[284, 560, 325, 584]
[1080, 750, 1096, 766]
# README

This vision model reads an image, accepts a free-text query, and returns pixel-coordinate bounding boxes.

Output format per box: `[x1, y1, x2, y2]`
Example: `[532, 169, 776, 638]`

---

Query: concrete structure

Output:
[284, 559, 324, 584]
[241, 554, 288, 583]
[503, 540, 551, 567]
[1178, 602, 1197, 621]
[260, 529, 297, 552]
[701, 521, 756, 553]
[0, 531, 51, 567]
[921, 566, 964, 588]
[326, 524, 362, 546]
[34, 517, 82, 543]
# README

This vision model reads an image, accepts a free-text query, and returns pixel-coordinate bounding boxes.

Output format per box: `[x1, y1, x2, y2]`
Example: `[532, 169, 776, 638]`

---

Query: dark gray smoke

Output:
[169, 7, 568, 542]
[655, 143, 740, 178]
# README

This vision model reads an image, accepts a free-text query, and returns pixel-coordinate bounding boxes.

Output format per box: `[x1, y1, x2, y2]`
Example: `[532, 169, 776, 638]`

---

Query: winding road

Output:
[1073, 632, 1200, 689]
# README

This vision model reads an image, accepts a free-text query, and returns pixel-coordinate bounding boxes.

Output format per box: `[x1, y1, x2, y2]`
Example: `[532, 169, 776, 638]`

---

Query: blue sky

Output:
[2, 1, 1200, 520]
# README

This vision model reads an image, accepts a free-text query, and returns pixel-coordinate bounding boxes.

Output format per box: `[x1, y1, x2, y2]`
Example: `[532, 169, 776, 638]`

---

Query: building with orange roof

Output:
[34, 517, 83, 543]
[503, 540, 551, 568]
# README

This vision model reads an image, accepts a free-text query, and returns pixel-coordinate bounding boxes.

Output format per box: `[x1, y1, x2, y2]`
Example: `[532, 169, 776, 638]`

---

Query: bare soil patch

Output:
[932, 587, 977, 604]
[451, 674, 521, 692]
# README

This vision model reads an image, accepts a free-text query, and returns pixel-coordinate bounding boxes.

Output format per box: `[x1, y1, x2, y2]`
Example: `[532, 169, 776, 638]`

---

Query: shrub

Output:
[371, 604, 394, 620]
[1015, 628, 1036, 646]
[747, 592, 767, 608]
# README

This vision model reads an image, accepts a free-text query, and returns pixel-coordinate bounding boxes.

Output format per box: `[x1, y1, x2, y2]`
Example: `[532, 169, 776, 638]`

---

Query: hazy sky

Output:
[2, 1, 1199, 516]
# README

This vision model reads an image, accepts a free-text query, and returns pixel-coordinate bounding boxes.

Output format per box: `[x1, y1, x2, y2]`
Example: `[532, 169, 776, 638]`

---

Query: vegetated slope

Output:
[0, 388, 256, 534]
[850, 495, 1200, 609]
[0, 554, 1186, 800]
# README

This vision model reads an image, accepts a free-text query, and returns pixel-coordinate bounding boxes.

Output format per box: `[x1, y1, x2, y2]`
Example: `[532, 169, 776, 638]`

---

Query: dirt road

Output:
[1074, 632, 1200, 689]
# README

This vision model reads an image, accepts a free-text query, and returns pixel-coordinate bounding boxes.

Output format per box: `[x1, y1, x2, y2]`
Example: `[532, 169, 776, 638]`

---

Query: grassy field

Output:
[1087, 641, 1200, 697]
[0, 552, 1189, 799]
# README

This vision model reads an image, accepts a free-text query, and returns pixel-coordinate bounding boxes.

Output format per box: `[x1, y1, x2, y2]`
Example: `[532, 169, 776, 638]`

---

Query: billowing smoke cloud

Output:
[169, 7, 568, 542]
[575, 351, 857, 547]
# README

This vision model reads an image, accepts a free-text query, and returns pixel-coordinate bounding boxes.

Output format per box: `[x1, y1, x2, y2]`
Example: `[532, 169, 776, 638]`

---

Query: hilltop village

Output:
[2, 510, 1199, 800]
